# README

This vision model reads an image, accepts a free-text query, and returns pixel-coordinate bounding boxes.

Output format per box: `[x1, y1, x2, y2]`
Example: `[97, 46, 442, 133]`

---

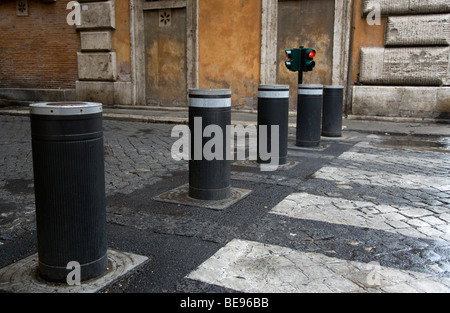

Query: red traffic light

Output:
[286, 50, 292, 59]
[308, 50, 316, 59]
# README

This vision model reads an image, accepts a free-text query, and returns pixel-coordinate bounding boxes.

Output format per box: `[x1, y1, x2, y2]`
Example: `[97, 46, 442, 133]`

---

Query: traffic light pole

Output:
[298, 46, 303, 85]
[298, 70, 303, 85]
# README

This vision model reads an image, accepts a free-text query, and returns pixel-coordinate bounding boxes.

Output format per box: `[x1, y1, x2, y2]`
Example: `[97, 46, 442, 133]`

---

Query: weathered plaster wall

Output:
[144, 8, 187, 106]
[112, 0, 131, 83]
[198, 0, 262, 109]
[277, 0, 335, 110]
[350, 0, 386, 85]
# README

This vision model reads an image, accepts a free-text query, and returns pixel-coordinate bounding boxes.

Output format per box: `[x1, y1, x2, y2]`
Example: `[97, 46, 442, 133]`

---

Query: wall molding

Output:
[260, 0, 278, 85]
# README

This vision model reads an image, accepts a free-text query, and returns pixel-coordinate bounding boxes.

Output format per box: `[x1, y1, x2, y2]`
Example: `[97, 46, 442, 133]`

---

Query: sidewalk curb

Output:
[1, 107, 448, 137]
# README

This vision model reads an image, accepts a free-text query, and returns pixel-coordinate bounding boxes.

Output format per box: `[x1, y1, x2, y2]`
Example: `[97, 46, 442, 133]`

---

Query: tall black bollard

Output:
[257, 84, 289, 165]
[296, 84, 323, 148]
[188, 89, 231, 201]
[322, 85, 344, 137]
[30, 102, 107, 283]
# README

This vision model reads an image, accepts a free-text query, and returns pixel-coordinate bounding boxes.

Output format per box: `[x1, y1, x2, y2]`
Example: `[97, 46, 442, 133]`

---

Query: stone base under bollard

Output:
[233, 159, 300, 170]
[0, 249, 148, 293]
[153, 184, 251, 211]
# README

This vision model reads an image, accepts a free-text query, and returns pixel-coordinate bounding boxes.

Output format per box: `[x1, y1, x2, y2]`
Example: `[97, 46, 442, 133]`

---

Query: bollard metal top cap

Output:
[258, 84, 290, 99]
[189, 89, 231, 97]
[30, 102, 102, 116]
[298, 84, 323, 89]
[298, 84, 323, 96]
[189, 89, 231, 108]
[258, 84, 289, 90]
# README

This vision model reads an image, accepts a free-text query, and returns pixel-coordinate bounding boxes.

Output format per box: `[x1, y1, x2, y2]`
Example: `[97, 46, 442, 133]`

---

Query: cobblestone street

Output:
[0, 114, 449, 294]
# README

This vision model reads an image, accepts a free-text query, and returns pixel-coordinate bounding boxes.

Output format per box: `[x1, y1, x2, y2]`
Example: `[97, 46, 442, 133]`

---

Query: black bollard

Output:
[322, 85, 344, 137]
[257, 84, 289, 165]
[296, 84, 323, 148]
[30, 102, 107, 283]
[188, 89, 231, 200]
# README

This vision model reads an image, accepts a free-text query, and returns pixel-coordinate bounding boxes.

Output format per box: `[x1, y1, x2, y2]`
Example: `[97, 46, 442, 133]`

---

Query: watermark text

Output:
[171, 120, 280, 172]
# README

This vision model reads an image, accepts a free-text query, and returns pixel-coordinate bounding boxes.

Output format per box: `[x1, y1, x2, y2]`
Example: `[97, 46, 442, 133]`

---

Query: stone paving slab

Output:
[153, 184, 252, 211]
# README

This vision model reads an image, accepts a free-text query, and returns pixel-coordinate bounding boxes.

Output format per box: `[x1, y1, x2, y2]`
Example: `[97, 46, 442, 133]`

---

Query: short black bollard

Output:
[296, 84, 323, 148]
[29, 102, 107, 283]
[188, 89, 231, 201]
[257, 84, 289, 165]
[322, 85, 344, 137]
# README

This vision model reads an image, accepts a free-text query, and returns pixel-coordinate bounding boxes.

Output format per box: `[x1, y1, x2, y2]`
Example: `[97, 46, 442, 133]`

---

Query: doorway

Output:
[144, 7, 187, 107]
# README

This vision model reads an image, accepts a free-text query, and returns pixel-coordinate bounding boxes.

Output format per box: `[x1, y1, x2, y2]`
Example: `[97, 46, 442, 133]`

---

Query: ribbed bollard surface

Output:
[322, 85, 344, 137]
[30, 102, 107, 282]
[296, 84, 323, 148]
[257, 85, 289, 165]
[188, 90, 232, 200]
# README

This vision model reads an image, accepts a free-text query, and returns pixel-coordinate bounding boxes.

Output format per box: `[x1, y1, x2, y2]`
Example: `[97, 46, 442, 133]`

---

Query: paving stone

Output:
[417, 227, 444, 238]
[407, 218, 432, 228]
[400, 208, 434, 218]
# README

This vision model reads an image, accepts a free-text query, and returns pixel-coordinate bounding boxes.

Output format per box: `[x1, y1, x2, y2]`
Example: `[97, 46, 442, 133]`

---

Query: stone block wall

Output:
[353, 0, 450, 119]
[76, 0, 122, 105]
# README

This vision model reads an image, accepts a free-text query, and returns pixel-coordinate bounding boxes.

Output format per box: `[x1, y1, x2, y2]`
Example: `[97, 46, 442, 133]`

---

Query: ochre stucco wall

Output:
[350, 0, 386, 85]
[198, 0, 262, 109]
[112, 0, 131, 82]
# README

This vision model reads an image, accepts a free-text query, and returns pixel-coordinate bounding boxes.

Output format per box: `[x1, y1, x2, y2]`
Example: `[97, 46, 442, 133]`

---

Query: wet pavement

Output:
[0, 110, 449, 297]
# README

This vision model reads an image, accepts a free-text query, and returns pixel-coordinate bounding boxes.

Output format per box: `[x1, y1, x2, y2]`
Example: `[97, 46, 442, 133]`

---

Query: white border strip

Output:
[298, 89, 323, 95]
[189, 97, 231, 108]
[258, 90, 290, 98]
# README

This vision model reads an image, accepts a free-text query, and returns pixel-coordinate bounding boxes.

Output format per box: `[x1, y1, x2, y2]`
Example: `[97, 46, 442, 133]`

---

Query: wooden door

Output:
[144, 8, 187, 107]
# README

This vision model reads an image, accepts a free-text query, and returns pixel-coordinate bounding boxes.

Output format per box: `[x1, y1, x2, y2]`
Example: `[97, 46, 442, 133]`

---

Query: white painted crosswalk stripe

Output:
[270, 192, 447, 241]
[186, 239, 450, 293]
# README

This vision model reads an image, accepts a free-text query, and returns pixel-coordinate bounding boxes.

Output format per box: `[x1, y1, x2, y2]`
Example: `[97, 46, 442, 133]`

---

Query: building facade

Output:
[0, 0, 449, 119]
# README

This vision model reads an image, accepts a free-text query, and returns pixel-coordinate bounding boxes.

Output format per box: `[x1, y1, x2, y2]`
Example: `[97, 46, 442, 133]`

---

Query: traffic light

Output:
[285, 48, 301, 72]
[285, 46, 316, 84]
[301, 48, 316, 72]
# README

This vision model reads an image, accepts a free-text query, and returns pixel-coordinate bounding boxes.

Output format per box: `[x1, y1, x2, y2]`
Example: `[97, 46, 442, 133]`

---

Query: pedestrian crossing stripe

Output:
[269, 192, 446, 241]
[186, 239, 450, 293]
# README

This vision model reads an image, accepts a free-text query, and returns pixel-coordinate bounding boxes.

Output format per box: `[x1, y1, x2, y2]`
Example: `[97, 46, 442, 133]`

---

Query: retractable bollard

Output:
[296, 84, 323, 148]
[189, 89, 231, 201]
[322, 85, 344, 137]
[257, 84, 289, 165]
[30, 102, 107, 282]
